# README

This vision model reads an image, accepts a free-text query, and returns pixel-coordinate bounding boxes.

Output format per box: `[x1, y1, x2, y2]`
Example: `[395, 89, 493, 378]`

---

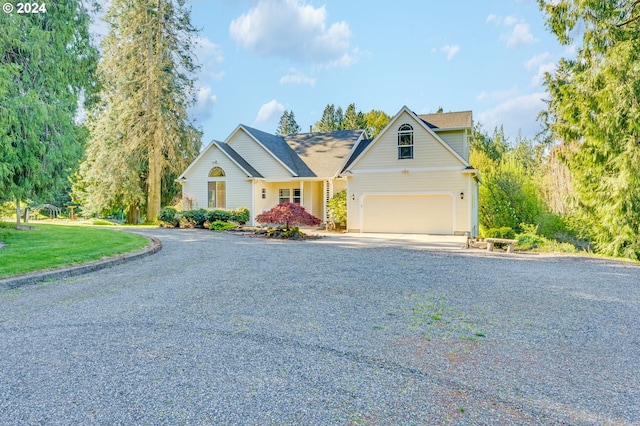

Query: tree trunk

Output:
[126, 202, 139, 224]
[15, 199, 21, 227]
[146, 137, 162, 223]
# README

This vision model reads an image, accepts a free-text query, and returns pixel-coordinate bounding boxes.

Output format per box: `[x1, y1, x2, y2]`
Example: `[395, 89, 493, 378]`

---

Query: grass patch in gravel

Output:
[0, 222, 149, 277]
[406, 293, 486, 341]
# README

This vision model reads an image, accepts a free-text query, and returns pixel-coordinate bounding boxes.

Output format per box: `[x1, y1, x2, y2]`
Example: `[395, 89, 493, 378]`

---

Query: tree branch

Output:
[617, 0, 640, 27]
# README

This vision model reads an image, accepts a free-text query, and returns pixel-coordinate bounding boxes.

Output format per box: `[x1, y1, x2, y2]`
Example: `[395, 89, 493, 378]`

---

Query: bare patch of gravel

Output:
[0, 228, 638, 425]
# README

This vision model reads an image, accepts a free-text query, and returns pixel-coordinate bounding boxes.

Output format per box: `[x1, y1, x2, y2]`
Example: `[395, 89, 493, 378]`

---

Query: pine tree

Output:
[74, 0, 202, 223]
[342, 103, 361, 130]
[314, 104, 337, 132]
[0, 2, 98, 226]
[539, 0, 640, 258]
[276, 110, 301, 135]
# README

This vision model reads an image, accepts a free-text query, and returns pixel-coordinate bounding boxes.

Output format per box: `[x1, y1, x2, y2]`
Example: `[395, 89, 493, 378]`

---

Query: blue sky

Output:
[183, 0, 571, 144]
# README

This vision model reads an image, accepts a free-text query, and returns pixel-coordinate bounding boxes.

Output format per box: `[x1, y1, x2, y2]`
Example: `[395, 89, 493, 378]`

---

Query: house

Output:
[176, 106, 480, 236]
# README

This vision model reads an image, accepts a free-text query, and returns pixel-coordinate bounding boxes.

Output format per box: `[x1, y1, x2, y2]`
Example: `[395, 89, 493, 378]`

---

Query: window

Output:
[208, 167, 226, 208]
[261, 188, 266, 199]
[209, 166, 225, 177]
[398, 123, 414, 159]
[279, 189, 290, 204]
[278, 188, 302, 204]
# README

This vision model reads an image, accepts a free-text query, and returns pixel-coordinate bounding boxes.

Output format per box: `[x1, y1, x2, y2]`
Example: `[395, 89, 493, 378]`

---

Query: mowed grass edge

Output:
[0, 222, 150, 278]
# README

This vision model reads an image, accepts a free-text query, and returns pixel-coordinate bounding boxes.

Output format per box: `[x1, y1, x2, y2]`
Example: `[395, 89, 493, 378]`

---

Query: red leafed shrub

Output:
[255, 202, 322, 228]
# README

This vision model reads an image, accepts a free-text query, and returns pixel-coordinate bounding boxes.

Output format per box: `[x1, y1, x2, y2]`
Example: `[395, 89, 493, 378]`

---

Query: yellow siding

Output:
[182, 145, 253, 212]
[227, 130, 293, 180]
[436, 130, 468, 162]
[253, 180, 325, 223]
[346, 169, 473, 234]
[350, 111, 463, 171]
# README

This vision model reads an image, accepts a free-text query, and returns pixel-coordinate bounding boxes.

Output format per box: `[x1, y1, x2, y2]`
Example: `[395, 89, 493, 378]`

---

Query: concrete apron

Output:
[310, 231, 469, 250]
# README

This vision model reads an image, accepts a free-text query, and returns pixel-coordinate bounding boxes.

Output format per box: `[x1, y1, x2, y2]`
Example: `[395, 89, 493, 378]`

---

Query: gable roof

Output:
[214, 141, 264, 178]
[284, 129, 366, 177]
[240, 125, 316, 178]
[177, 139, 264, 180]
[345, 106, 472, 171]
[419, 111, 472, 130]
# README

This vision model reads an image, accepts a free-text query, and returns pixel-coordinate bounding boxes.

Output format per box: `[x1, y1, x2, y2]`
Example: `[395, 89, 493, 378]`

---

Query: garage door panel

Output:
[362, 194, 453, 234]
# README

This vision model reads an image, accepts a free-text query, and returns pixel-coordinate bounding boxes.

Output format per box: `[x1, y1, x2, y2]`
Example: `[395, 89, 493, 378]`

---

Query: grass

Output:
[0, 222, 149, 278]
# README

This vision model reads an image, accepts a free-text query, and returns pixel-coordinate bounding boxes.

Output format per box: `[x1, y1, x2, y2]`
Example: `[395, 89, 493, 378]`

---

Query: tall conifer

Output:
[74, 0, 201, 222]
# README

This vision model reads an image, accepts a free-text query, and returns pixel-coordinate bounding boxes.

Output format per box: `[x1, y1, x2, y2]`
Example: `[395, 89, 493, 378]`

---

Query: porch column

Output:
[300, 181, 304, 207]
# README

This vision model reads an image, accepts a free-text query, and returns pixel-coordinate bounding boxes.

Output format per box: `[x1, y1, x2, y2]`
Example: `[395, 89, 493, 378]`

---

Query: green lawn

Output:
[0, 222, 150, 278]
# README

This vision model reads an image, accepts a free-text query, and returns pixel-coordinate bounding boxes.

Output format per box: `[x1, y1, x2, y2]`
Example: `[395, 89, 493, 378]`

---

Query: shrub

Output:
[266, 226, 305, 239]
[158, 206, 178, 226]
[484, 227, 516, 239]
[256, 202, 321, 228]
[230, 207, 250, 224]
[209, 220, 237, 231]
[207, 209, 231, 223]
[327, 190, 347, 229]
[180, 209, 208, 228]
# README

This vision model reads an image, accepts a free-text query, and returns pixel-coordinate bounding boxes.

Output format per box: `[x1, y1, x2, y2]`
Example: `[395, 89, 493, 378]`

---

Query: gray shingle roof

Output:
[342, 138, 373, 172]
[214, 141, 264, 178]
[242, 126, 316, 177]
[285, 129, 365, 177]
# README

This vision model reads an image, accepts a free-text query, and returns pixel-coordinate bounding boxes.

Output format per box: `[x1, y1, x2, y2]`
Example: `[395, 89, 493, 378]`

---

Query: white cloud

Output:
[229, 0, 355, 66]
[525, 52, 550, 70]
[280, 71, 316, 87]
[441, 44, 461, 61]
[486, 13, 499, 24]
[479, 86, 520, 102]
[194, 36, 226, 81]
[190, 86, 217, 122]
[531, 62, 556, 87]
[477, 92, 547, 139]
[195, 36, 224, 64]
[505, 23, 536, 48]
[255, 99, 285, 124]
[488, 14, 537, 48]
[504, 15, 518, 26]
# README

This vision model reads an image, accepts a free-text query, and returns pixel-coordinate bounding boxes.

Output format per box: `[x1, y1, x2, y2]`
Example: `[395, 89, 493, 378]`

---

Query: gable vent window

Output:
[398, 123, 414, 160]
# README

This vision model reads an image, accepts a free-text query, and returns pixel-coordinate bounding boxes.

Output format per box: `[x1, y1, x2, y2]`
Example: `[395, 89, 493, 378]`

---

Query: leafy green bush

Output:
[266, 226, 305, 239]
[327, 189, 346, 229]
[158, 206, 178, 226]
[180, 209, 208, 228]
[208, 220, 237, 231]
[484, 227, 516, 239]
[516, 223, 577, 253]
[536, 211, 568, 238]
[230, 207, 250, 224]
[207, 209, 231, 222]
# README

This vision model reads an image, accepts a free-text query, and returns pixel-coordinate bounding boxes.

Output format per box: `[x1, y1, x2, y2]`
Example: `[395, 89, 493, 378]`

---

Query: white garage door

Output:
[361, 194, 453, 234]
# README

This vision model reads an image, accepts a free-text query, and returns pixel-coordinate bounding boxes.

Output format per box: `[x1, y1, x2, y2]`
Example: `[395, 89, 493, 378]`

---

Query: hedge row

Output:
[159, 207, 250, 229]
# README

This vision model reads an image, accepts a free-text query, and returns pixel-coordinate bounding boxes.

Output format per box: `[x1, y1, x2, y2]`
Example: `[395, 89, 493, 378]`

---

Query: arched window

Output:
[208, 166, 225, 177]
[208, 167, 226, 208]
[398, 124, 414, 159]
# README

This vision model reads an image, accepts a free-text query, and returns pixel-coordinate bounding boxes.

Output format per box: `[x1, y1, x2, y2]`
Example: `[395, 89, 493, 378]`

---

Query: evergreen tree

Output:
[0, 2, 98, 225]
[342, 103, 361, 130]
[276, 110, 301, 135]
[74, 0, 202, 223]
[314, 104, 338, 132]
[539, 0, 640, 258]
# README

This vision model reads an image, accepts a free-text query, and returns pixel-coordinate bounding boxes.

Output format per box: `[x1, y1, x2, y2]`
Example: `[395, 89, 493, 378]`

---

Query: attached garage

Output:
[360, 193, 454, 234]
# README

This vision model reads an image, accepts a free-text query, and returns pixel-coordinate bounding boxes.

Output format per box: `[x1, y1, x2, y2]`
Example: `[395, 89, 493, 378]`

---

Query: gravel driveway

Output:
[1, 228, 639, 425]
